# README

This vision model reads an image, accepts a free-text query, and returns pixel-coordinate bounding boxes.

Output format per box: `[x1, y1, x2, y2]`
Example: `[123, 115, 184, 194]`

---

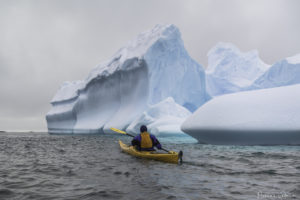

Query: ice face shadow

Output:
[186, 129, 300, 145]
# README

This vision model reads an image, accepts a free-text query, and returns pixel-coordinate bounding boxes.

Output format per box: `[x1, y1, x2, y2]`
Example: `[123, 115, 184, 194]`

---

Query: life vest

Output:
[140, 132, 153, 149]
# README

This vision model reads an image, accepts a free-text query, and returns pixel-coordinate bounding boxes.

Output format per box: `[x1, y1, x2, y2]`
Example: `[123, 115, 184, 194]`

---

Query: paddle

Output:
[110, 127, 170, 153]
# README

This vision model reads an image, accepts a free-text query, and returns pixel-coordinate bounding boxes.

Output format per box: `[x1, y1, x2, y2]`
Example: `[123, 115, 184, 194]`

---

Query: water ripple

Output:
[0, 132, 299, 200]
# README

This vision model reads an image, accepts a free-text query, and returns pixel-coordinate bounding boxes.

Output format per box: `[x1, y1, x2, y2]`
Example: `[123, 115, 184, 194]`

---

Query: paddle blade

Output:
[179, 150, 183, 164]
[110, 127, 127, 135]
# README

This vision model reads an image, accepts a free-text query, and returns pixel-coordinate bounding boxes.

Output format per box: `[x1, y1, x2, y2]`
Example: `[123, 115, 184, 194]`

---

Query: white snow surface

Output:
[46, 24, 210, 134]
[249, 53, 300, 90]
[206, 42, 270, 96]
[181, 84, 300, 145]
[51, 81, 85, 103]
[126, 97, 191, 136]
[287, 53, 300, 64]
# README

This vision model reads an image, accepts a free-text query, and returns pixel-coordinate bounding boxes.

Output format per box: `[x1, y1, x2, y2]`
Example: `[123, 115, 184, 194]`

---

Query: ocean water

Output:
[0, 132, 299, 200]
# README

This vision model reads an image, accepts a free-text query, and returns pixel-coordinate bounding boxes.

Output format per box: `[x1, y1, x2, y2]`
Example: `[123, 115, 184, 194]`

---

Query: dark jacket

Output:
[131, 132, 162, 151]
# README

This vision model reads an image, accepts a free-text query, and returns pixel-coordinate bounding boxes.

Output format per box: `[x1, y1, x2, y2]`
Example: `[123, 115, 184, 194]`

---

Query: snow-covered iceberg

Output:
[46, 24, 210, 134]
[126, 97, 191, 136]
[206, 42, 270, 96]
[249, 53, 300, 90]
[181, 84, 300, 145]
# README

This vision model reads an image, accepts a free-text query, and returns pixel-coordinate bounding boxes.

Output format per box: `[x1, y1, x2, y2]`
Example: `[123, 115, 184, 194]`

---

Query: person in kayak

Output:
[131, 125, 162, 151]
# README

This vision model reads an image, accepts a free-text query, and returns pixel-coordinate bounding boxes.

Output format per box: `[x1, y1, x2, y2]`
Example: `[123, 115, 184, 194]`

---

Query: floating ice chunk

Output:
[181, 84, 300, 145]
[126, 97, 191, 136]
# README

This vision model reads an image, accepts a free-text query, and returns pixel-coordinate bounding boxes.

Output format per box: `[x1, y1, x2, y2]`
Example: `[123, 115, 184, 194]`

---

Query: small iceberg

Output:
[181, 84, 300, 145]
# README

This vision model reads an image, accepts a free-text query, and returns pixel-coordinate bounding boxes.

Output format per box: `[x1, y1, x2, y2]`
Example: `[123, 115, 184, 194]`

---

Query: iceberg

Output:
[249, 53, 300, 90]
[126, 97, 191, 136]
[206, 42, 270, 96]
[46, 24, 210, 134]
[181, 84, 300, 145]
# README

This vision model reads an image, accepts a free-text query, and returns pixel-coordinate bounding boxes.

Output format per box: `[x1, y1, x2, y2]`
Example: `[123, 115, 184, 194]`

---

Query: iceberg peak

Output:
[205, 42, 270, 96]
[249, 52, 300, 90]
[85, 24, 186, 86]
[286, 53, 300, 64]
[114, 24, 181, 61]
[207, 42, 267, 74]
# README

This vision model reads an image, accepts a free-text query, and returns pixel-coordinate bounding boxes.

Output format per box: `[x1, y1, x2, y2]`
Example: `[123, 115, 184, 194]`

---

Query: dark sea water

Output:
[0, 132, 299, 200]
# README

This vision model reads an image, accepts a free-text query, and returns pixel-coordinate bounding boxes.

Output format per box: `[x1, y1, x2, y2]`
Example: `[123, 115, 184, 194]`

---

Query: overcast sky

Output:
[0, 0, 300, 131]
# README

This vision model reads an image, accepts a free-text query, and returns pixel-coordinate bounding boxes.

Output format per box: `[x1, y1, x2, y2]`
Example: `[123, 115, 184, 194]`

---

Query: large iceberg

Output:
[249, 53, 300, 90]
[46, 24, 210, 134]
[181, 84, 300, 145]
[206, 42, 270, 96]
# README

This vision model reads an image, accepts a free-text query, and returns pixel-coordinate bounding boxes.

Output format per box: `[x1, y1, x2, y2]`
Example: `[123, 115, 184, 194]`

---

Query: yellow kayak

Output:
[118, 140, 182, 164]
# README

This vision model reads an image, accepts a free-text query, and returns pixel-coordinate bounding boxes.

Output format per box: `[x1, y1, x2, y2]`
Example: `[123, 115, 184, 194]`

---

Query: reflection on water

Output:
[0, 132, 299, 200]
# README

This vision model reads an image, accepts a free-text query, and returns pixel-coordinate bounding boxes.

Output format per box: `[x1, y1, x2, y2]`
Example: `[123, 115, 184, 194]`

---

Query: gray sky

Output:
[0, 0, 300, 131]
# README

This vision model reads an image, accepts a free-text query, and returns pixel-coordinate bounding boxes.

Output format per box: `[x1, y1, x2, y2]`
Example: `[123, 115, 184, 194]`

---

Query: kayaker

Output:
[131, 125, 162, 151]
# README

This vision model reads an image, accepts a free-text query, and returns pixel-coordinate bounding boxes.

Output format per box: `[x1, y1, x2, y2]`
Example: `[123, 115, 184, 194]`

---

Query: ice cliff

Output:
[181, 84, 300, 145]
[206, 42, 270, 96]
[46, 24, 210, 134]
